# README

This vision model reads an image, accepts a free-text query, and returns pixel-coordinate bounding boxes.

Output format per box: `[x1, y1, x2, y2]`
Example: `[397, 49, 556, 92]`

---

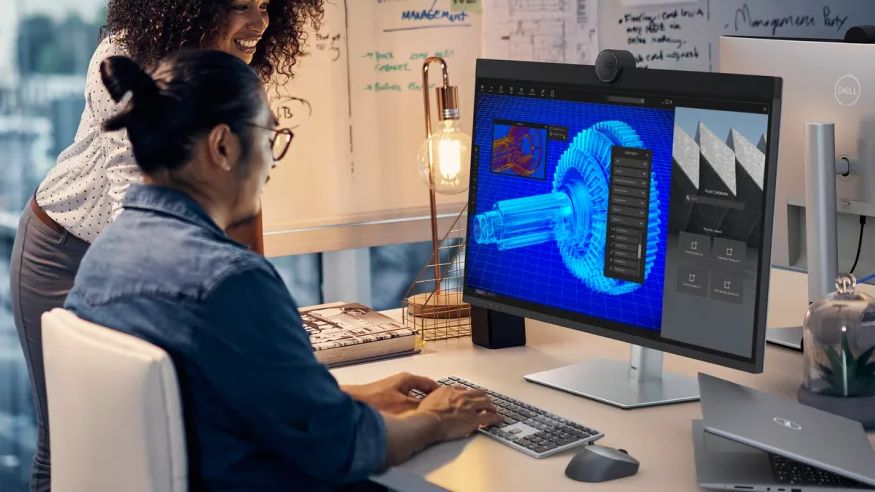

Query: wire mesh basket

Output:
[402, 206, 471, 341]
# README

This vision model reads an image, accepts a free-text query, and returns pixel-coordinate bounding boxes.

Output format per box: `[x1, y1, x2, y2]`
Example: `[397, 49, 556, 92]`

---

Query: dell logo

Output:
[773, 417, 802, 431]
[835, 74, 862, 107]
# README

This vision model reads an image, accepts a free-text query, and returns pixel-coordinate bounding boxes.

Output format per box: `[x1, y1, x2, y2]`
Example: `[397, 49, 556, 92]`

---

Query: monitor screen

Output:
[464, 60, 781, 372]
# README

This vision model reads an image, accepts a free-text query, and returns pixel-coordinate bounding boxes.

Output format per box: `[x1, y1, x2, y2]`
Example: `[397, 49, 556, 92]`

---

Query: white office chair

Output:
[42, 308, 187, 492]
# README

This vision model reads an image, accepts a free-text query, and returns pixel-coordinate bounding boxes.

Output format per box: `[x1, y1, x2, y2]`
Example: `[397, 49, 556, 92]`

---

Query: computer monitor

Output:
[463, 59, 782, 408]
[721, 36, 875, 350]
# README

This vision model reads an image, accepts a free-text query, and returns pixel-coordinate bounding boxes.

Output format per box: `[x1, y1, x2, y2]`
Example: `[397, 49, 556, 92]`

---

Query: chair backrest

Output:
[42, 308, 187, 492]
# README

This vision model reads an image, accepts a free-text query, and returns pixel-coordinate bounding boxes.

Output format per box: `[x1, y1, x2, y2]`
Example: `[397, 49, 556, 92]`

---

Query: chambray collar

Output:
[122, 184, 226, 238]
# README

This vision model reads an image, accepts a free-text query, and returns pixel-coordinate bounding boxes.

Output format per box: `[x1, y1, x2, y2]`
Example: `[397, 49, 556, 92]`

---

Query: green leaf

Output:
[857, 346, 875, 364]
[825, 345, 844, 373]
[855, 347, 875, 376]
[815, 341, 875, 396]
[841, 332, 853, 362]
[817, 362, 834, 377]
[855, 363, 875, 379]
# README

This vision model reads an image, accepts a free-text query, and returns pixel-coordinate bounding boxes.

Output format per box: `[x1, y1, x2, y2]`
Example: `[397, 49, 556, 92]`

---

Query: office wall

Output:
[264, 0, 875, 266]
[262, 0, 479, 256]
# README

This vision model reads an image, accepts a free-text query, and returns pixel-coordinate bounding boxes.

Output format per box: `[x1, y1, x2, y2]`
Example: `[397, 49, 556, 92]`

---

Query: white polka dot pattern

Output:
[35, 38, 143, 243]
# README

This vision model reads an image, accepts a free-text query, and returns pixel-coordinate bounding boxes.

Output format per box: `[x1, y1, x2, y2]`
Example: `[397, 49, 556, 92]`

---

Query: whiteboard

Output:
[599, 0, 874, 71]
[263, 0, 479, 256]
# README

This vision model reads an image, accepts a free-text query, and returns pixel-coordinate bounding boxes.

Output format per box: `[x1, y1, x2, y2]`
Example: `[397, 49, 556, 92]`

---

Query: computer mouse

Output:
[564, 445, 640, 482]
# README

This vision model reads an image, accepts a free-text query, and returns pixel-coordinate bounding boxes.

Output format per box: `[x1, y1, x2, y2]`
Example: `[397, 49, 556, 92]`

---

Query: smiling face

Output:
[208, 0, 271, 64]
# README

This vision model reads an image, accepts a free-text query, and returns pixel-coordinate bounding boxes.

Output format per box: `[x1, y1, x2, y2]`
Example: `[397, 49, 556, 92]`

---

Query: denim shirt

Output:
[65, 185, 387, 491]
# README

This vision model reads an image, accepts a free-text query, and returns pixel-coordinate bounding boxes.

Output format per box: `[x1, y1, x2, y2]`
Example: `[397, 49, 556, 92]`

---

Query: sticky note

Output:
[450, 0, 482, 13]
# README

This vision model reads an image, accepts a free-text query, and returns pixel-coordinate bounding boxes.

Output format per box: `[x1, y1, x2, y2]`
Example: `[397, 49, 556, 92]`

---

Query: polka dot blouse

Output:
[35, 38, 142, 243]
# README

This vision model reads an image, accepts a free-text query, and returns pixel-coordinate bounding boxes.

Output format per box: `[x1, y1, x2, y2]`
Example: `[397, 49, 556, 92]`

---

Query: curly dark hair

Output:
[104, 0, 324, 83]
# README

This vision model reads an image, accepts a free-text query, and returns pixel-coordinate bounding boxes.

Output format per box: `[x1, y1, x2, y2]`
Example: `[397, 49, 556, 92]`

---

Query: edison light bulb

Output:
[417, 119, 472, 194]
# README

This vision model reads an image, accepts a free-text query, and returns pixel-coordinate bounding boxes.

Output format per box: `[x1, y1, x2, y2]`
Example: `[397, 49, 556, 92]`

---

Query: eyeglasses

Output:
[242, 123, 294, 162]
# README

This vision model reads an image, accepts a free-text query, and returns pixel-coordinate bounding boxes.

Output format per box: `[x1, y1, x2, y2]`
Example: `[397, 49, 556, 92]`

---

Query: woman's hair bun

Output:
[100, 56, 161, 131]
[99, 50, 265, 175]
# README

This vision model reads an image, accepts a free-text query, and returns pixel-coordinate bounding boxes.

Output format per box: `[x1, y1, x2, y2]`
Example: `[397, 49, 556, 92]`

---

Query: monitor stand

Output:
[524, 345, 699, 409]
[764, 123, 843, 354]
[763, 123, 840, 353]
[766, 326, 803, 350]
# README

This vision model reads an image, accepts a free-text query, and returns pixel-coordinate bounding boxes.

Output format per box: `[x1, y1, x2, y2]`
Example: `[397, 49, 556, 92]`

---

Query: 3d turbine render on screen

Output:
[474, 120, 660, 295]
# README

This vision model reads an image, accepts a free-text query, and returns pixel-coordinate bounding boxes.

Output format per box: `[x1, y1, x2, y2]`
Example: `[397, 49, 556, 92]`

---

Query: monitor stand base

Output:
[524, 346, 699, 409]
[766, 326, 803, 351]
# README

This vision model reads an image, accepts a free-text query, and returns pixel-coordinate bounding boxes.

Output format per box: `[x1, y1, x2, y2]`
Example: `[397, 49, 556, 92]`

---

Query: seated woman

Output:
[64, 51, 500, 490]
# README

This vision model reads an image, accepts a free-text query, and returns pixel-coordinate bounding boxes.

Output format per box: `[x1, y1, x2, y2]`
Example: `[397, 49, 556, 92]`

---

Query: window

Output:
[0, 3, 105, 490]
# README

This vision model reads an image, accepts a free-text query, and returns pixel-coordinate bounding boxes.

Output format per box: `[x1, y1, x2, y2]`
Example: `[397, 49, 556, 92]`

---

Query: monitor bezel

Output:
[463, 58, 782, 374]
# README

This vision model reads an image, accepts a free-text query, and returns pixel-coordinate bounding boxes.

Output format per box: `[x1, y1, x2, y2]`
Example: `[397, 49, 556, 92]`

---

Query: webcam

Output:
[845, 25, 875, 43]
[595, 49, 637, 83]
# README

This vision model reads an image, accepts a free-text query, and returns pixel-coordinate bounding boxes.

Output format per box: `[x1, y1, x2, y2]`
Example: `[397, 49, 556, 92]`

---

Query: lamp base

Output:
[405, 291, 469, 319]
[405, 291, 472, 341]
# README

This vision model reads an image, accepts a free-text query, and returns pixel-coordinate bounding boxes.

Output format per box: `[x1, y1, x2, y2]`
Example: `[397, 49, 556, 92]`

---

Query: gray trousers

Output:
[10, 203, 89, 492]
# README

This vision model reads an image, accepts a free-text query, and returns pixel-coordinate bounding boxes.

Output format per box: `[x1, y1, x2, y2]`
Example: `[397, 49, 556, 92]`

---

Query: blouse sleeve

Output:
[87, 38, 143, 219]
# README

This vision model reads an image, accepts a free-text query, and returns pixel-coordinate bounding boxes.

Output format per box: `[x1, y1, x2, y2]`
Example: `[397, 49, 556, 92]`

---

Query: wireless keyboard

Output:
[409, 376, 603, 458]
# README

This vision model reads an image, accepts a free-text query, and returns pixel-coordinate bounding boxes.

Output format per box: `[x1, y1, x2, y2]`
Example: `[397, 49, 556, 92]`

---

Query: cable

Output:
[858, 272, 875, 285]
[850, 215, 867, 274]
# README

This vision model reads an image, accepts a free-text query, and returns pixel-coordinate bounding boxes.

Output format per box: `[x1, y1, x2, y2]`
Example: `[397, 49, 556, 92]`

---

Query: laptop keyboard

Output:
[409, 376, 603, 458]
[769, 453, 871, 488]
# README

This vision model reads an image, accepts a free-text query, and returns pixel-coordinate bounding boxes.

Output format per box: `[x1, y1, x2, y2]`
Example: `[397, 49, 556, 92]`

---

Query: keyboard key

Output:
[769, 454, 870, 488]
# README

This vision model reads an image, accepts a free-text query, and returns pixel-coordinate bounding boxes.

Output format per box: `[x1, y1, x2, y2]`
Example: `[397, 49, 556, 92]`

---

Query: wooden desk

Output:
[332, 268, 875, 492]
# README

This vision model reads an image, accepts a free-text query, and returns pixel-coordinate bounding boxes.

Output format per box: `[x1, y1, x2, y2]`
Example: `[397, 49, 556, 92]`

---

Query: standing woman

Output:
[9, 1, 323, 490]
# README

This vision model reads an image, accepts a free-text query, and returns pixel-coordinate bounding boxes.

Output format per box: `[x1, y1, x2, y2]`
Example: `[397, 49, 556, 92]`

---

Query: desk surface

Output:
[332, 268, 875, 492]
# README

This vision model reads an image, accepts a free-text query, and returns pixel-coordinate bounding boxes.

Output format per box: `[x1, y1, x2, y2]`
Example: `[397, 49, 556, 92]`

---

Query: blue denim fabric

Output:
[65, 184, 387, 491]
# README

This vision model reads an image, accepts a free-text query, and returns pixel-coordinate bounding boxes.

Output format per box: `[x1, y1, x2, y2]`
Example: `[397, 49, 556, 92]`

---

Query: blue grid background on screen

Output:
[467, 94, 675, 331]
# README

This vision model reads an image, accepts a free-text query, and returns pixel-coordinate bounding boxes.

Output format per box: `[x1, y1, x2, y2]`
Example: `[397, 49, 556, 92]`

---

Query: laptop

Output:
[694, 373, 875, 491]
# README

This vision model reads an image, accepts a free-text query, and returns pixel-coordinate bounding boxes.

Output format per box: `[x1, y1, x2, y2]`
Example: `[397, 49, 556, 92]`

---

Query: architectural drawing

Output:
[483, 0, 599, 64]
